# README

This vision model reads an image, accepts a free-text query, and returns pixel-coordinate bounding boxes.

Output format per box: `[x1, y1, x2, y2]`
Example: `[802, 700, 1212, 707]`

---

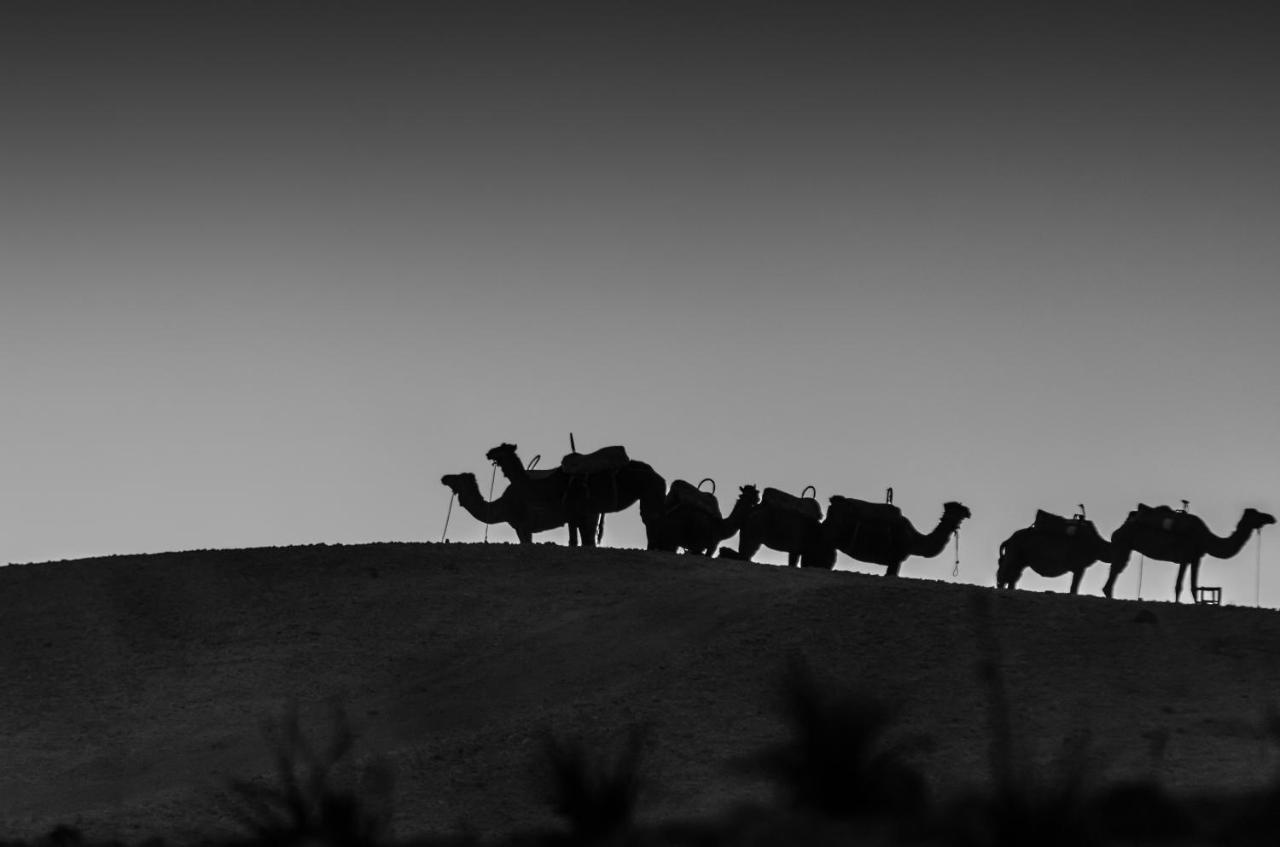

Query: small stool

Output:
[1195, 586, 1222, 606]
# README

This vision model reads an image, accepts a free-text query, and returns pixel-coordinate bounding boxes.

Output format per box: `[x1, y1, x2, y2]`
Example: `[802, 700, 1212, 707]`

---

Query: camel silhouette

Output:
[819, 497, 971, 577]
[996, 510, 1121, 594]
[439, 472, 596, 545]
[1102, 505, 1275, 602]
[649, 482, 760, 556]
[718, 487, 836, 568]
[486, 443, 667, 548]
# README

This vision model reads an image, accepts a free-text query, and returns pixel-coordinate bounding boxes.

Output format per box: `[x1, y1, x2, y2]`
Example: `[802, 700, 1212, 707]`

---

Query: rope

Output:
[1257, 528, 1265, 608]
[440, 492, 455, 542]
[952, 529, 960, 578]
[1137, 554, 1145, 600]
[483, 463, 498, 543]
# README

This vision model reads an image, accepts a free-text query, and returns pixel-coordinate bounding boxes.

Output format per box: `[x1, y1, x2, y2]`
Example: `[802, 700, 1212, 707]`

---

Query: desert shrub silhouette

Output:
[736, 654, 932, 824]
[536, 724, 651, 846]
[225, 703, 393, 847]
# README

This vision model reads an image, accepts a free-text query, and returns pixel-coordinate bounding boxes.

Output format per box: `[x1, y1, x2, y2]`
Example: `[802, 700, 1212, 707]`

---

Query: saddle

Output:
[1126, 503, 1192, 533]
[1032, 509, 1094, 537]
[665, 479, 722, 519]
[828, 495, 902, 525]
[560, 446, 630, 476]
[762, 487, 822, 521]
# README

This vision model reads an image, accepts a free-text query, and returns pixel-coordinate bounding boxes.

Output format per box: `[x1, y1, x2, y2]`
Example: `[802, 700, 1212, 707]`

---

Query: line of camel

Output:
[441, 442, 1273, 604]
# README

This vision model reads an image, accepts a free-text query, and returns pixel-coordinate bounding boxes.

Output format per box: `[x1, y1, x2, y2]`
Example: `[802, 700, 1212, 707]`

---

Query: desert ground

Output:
[2, 542, 1279, 843]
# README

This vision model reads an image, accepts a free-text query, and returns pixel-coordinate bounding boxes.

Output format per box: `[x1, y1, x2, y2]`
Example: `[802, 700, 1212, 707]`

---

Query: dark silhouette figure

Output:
[1102, 505, 1275, 602]
[718, 486, 836, 568]
[996, 509, 1122, 594]
[486, 443, 667, 548]
[649, 482, 760, 556]
[819, 496, 971, 576]
[439, 471, 595, 545]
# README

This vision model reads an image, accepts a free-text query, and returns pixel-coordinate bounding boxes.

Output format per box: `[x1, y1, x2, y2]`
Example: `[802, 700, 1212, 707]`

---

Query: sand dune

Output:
[2, 542, 1278, 843]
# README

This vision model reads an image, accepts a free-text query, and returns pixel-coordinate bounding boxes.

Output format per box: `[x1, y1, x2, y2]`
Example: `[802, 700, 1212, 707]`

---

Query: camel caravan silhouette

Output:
[443, 439, 1272, 603]
[996, 506, 1122, 594]
[1102, 503, 1275, 603]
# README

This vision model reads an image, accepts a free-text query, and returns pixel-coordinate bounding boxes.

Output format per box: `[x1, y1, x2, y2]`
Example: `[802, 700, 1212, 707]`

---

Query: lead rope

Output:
[440, 492, 455, 542]
[1137, 554, 1145, 600]
[1257, 529, 1265, 608]
[952, 528, 960, 578]
[483, 463, 498, 543]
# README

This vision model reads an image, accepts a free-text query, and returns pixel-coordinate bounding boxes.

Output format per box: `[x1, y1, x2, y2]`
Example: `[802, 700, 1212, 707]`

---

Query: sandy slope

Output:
[2, 542, 1280, 842]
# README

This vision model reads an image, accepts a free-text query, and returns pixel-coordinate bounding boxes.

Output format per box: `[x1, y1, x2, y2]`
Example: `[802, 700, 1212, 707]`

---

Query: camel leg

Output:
[1102, 551, 1129, 599]
[787, 551, 799, 568]
[1069, 569, 1083, 595]
[886, 561, 902, 578]
[1190, 560, 1203, 603]
[1174, 563, 1188, 603]
[516, 528, 533, 544]
[730, 534, 762, 563]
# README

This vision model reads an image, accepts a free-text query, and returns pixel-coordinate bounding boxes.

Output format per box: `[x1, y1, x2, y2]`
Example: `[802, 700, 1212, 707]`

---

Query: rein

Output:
[440, 492, 456, 542]
[1257, 528, 1265, 608]
[952, 528, 961, 578]
[484, 463, 498, 543]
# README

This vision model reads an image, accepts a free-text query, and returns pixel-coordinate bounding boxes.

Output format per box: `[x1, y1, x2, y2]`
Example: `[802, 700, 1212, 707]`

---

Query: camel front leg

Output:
[1190, 559, 1203, 603]
[1174, 563, 1188, 602]
[1102, 550, 1129, 599]
[1069, 569, 1084, 595]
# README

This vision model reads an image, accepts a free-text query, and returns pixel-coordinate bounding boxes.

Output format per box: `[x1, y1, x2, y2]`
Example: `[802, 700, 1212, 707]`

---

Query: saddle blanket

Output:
[666, 479, 722, 519]
[762, 487, 822, 521]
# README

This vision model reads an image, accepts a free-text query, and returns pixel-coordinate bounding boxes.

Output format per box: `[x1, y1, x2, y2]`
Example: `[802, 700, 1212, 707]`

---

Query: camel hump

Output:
[829, 495, 902, 524]
[666, 479, 722, 519]
[1033, 509, 1094, 536]
[762, 487, 822, 521]
[560, 445, 630, 475]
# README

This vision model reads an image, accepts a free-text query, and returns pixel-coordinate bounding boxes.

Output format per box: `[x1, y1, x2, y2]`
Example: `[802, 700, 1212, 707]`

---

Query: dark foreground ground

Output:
[3, 543, 1280, 844]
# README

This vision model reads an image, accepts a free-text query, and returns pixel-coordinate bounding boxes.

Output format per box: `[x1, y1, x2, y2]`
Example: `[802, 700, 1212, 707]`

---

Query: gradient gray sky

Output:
[3, 2, 1277, 603]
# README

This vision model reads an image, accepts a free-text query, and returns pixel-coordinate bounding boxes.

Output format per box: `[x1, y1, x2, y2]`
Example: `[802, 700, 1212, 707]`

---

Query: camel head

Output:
[942, 502, 972, 524]
[1244, 508, 1277, 531]
[440, 472, 478, 494]
[485, 443, 519, 465]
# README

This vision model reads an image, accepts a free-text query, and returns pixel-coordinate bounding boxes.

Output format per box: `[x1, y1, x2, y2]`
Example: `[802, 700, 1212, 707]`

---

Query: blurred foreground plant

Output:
[227, 702, 393, 847]
[537, 723, 651, 845]
[736, 654, 933, 823]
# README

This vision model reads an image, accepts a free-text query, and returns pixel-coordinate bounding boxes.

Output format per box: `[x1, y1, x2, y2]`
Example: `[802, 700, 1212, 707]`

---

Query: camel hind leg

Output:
[1069, 568, 1084, 595]
[1174, 562, 1189, 602]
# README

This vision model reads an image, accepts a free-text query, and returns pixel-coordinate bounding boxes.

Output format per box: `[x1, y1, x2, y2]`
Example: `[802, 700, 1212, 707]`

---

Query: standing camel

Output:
[820, 496, 971, 577]
[440, 472, 595, 545]
[1102, 505, 1275, 602]
[486, 443, 667, 548]
[996, 510, 1121, 594]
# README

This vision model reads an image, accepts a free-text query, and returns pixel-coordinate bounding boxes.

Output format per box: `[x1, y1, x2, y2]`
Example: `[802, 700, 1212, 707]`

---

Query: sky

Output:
[2, 2, 1277, 605]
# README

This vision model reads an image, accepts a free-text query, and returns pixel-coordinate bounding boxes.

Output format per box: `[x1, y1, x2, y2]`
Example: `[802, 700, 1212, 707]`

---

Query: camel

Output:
[439, 472, 596, 545]
[996, 510, 1121, 594]
[649, 482, 760, 556]
[485, 443, 667, 548]
[1102, 505, 1275, 602]
[718, 487, 836, 568]
[820, 497, 971, 576]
